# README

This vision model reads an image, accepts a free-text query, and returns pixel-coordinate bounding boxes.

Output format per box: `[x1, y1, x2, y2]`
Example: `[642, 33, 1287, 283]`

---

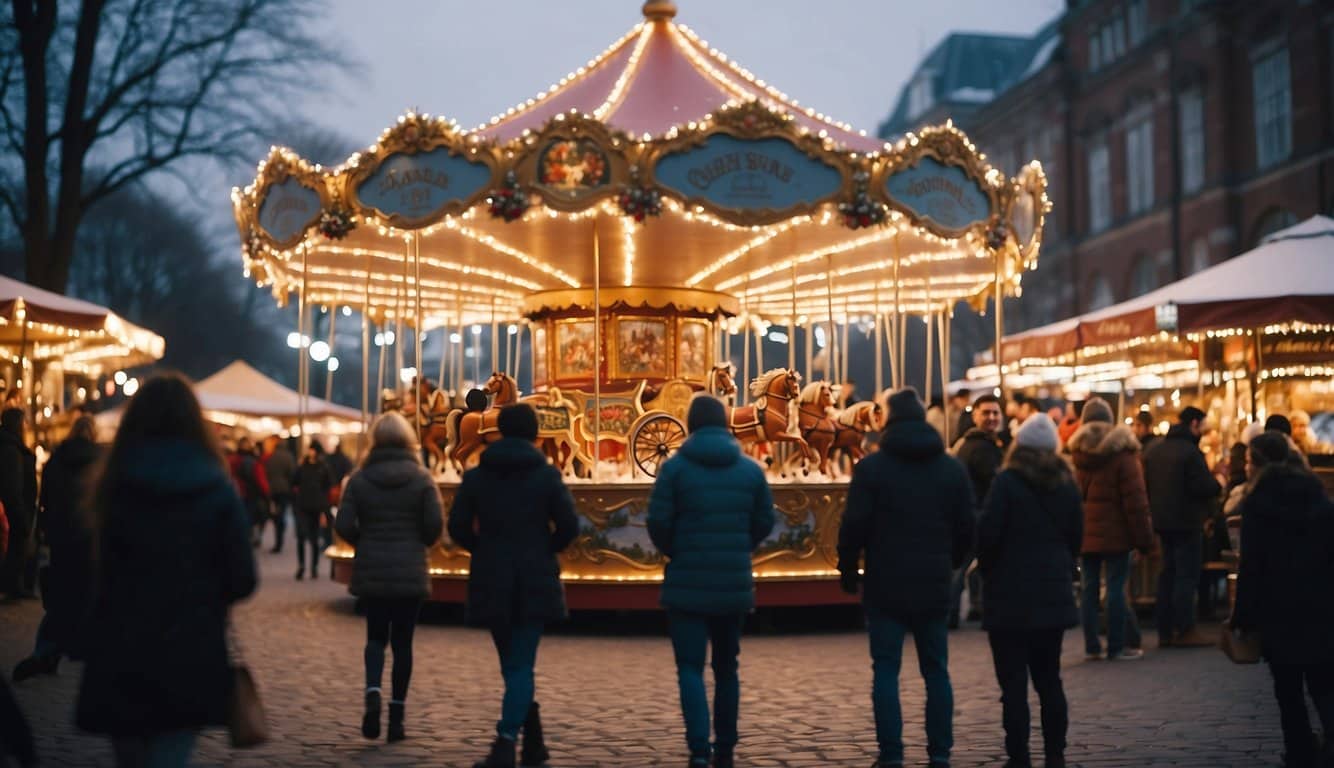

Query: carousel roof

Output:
[0, 275, 165, 374]
[232, 1, 1048, 328]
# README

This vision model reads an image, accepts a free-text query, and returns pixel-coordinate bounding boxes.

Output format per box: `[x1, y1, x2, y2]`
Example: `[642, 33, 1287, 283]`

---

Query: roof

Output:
[877, 32, 1035, 139]
[196, 361, 362, 421]
[1001, 215, 1334, 361]
[0, 274, 165, 374]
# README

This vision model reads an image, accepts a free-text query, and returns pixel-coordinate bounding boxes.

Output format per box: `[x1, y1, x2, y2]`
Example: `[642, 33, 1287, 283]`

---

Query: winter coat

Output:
[1068, 422, 1154, 554]
[227, 452, 270, 501]
[293, 459, 333, 513]
[838, 420, 975, 622]
[262, 445, 296, 497]
[1232, 463, 1334, 665]
[36, 435, 101, 656]
[335, 448, 443, 600]
[977, 447, 1084, 631]
[0, 429, 32, 539]
[76, 439, 257, 736]
[1143, 424, 1221, 532]
[647, 427, 775, 615]
[326, 450, 353, 486]
[953, 427, 1006, 508]
[448, 438, 579, 626]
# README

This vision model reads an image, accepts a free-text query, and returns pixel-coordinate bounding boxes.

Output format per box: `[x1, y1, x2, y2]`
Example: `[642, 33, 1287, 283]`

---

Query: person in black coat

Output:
[335, 412, 444, 744]
[448, 404, 579, 768]
[0, 408, 36, 600]
[978, 414, 1083, 768]
[1232, 431, 1334, 768]
[291, 445, 333, 581]
[949, 393, 1007, 628]
[13, 416, 101, 681]
[1143, 406, 1221, 647]
[838, 388, 974, 768]
[75, 374, 257, 767]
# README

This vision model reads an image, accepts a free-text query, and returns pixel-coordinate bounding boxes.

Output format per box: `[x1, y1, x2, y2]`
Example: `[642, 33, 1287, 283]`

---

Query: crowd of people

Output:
[1, 370, 1331, 768]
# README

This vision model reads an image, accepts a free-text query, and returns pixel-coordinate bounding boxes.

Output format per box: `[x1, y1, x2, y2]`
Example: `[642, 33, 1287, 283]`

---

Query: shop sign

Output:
[257, 176, 321, 247]
[653, 135, 842, 219]
[1260, 331, 1334, 368]
[884, 156, 990, 235]
[1081, 310, 1159, 348]
[353, 147, 492, 227]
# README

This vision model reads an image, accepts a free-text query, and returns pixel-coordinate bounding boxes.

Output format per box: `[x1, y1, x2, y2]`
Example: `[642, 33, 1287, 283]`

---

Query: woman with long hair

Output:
[335, 412, 443, 743]
[75, 373, 257, 768]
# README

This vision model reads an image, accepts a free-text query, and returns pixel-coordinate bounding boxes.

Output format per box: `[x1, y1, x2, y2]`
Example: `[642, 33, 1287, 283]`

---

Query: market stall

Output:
[231, 1, 1049, 606]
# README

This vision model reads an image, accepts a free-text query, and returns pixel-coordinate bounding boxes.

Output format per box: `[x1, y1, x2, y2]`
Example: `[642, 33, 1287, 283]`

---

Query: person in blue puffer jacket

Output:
[648, 393, 775, 768]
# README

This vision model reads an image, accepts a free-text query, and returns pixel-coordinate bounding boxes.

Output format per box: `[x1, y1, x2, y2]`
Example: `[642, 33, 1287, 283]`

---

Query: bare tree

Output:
[1, 0, 340, 293]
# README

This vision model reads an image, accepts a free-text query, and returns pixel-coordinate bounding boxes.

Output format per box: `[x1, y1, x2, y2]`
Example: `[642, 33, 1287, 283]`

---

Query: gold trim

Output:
[1007, 161, 1051, 265]
[874, 123, 1003, 240]
[531, 321, 550, 389]
[513, 115, 630, 213]
[523, 287, 739, 317]
[243, 147, 331, 251]
[611, 315, 672, 380]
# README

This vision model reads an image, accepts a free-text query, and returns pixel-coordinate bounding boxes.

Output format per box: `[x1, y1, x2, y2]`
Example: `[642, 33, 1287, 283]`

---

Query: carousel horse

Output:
[402, 377, 451, 470]
[442, 372, 511, 472]
[708, 362, 737, 405]
[795, 381, 838, 476]
[724, 368, 812, 468]
[829, 400, 883, 468]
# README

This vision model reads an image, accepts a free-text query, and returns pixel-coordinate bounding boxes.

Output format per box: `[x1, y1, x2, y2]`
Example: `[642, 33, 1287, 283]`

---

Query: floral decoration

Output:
[838, 170, 888, 230]
[539, 139, 609, 192]
[986, 219, 1010, 250]
[487, 170, 530, 222]
[318, 207, 356, 240]
[618, 168, 662, 223]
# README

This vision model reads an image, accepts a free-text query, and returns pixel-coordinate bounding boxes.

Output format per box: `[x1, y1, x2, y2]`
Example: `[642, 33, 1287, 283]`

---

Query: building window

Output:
[1131, 254, 1158, 297]
[1189, 238, 1210, 274]
[1252, 45, 1292, 170]
[1089, 31, 1102, 71]
[1087, 136, 1111, 233]
[908, 71, 935, 121]
[1089, 273, 1116, 311]
[1126, 115, 1154, 215]
[1179, 89, 1205, 194]
[1253, 208, 1297, 246]
[1128, 0, 1148, 47]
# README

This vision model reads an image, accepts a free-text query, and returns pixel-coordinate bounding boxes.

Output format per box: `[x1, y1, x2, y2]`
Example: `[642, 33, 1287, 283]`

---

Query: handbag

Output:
[227, 627, 269, 748]
[1218, 622, 1262, 665]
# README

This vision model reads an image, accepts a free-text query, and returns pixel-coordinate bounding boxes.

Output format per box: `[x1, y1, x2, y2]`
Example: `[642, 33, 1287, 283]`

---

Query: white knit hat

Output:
[1014, 413, 1060, 452]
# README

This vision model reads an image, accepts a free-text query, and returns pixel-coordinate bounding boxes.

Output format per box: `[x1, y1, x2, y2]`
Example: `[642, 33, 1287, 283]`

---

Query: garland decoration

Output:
[838, 171, 888, 230]
[986, 220, 1010, 251]
[318, 207, 357, 240]
[618, 168, 662, 223]
[487, 170, 530, 222]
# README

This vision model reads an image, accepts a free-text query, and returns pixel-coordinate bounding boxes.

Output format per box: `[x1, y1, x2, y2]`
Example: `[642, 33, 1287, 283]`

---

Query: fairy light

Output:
[621, 214, 637, 287]
[594, 24, 654, 120]
[684, 218, 807, 286]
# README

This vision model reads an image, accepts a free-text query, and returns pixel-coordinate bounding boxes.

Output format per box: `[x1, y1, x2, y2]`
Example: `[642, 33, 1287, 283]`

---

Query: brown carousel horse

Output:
[829, 400, 883, 467]
[725, 368, 812, 468]
[442, 372, 587, 475]
[400, 377, 451, 469]
[707, 362, 738, 405]
[795, 381, 838, 476]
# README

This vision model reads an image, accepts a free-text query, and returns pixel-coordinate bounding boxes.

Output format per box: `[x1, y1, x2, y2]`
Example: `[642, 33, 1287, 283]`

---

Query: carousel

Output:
[231, 0, 1049, 607]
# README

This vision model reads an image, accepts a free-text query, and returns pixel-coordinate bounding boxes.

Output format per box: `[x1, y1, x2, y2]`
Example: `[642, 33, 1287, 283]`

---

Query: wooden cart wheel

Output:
[630, 413, 686, 478]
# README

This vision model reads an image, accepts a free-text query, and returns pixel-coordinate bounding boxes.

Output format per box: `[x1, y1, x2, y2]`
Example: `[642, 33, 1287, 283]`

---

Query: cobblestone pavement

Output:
[2, 547, 1289, 767]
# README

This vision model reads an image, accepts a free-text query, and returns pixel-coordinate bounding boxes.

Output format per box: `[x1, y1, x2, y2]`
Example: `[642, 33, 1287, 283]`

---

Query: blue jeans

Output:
[490, 622, 544, 740]
[111, 729, 196, 768]
[1156, 531, 1202, 641]
[867, 609, 953, 765]
[1081, 552, 1131, 656]
[668, 611, 744, 758]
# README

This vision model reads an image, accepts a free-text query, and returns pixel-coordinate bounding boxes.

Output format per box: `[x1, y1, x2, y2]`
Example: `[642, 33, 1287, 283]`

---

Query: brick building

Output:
[882, 0, 1334, 335]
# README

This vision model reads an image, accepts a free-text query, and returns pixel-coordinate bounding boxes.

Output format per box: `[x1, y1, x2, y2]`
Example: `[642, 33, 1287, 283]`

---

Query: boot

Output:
[473, 736, 517, 768]
[361, 689, 381, 739]
[387, 701, 405, 742]
[1045, 754, 1066, 768]
[713, 747, 734, 768]
[295, 567, 305, 581]
[687, 753, 709, 768]
[520, 701, 549, 766]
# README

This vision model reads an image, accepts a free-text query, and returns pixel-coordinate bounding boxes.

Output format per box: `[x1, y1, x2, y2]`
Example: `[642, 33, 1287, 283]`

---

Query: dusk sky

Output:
[299, 0, 1063, 151]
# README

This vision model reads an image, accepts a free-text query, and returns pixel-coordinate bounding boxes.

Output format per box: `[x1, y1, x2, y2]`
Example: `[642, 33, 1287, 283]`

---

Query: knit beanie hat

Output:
[497, 403, 539, 441]
[887, 387, 926, 424]
[686, 393, 727, 433]
[1081, 397, 1113, 425]
[1014, 413, 1060, 452]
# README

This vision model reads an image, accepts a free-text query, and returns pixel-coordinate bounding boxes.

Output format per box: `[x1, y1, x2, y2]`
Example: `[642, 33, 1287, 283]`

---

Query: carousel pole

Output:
[437, 325, 448, 394]
[361, 255, 371, 453]
[741, 313, 751, 404]
[874, 282, 883, 397]
[924, 278, 934, 405]
[940, 308, 952, 447]
[754, 316, 764, 375]
[994, 248, 1007, 405]
[841, 299, 850, 387]
[413, 233, 423, 431]
[824, 256, 836, 384]
[395, 240, 407, 394]
[592, 218, 602, 482]
[325, 303, 338, 402]
[298, 244, 309, 451]
[804, 324, 813, 387]
[490, 296, 499, 377]
[789, 262, 798, 372]
[376, 311, 388, 398]
[892, 233, 903, 390]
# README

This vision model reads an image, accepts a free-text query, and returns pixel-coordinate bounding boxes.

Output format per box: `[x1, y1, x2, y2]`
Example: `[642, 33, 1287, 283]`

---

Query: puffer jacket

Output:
[1144, 424, 1221, 532]
[953, 427, 1006, 507]
[447, 438, 579, 627]
[1233, 463, 1334, 665]
[1068, 422, 1154, 554]
[647, 427, 775, 615]
[838, 420, 975, 621]
[978, 446, 1084, 631]
[335, 448, 443, 599]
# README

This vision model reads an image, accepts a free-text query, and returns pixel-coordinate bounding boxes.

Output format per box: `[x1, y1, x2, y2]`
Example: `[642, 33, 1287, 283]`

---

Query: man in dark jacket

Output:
[448, 404, 578, 768]
[291, 445, 333, 581]
[261, 436, 296, 554]
[648, 394, 775, 768]
[1131, 411, 1159, 456]
[1143, 406, 1220, 648]
[0, 408, 36, 600]
[948, 393, 1006, 628]
[839, 388, 975, 768]
[13, 416, 100, 680]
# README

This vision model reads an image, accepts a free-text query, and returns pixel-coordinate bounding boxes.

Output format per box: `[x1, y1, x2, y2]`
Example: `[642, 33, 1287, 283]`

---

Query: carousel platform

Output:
[328, 480, 858, 610]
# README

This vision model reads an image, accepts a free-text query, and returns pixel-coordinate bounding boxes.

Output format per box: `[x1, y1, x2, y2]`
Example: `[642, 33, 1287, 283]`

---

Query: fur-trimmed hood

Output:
[1067, 422, 1141, 471]
[1003, 445, 1074, 490]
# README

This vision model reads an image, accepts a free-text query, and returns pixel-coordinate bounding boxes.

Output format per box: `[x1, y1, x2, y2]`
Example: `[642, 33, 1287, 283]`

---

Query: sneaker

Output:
[1110, 648, 1145, 661]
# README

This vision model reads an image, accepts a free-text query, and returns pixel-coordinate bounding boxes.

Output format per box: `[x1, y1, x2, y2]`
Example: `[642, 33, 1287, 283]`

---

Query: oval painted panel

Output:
[537, 139, 610, 200]
[257, 177, 321, 247]
[885, 156, 991, 235]
[654, 135, 842, 217]
[354, 147, 492, 227]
